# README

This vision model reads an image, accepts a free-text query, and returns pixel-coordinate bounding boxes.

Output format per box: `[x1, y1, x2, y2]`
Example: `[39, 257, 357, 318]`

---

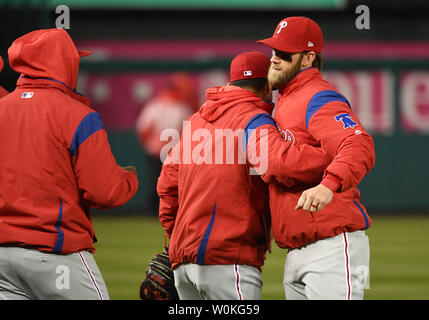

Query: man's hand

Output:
[295, 183, 334, 213]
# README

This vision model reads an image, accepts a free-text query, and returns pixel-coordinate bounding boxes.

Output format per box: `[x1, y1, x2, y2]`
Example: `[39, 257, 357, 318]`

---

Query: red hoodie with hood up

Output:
[0, 29, 139, 254]
[157, 85, 331, 270]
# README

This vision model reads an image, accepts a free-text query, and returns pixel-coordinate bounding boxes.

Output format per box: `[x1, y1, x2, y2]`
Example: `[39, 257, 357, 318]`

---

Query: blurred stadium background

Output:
[1, 0, 428, 300]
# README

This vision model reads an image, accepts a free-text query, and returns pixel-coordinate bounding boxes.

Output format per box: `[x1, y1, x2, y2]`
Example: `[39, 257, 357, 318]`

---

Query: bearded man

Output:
[257, 16, 376, 300]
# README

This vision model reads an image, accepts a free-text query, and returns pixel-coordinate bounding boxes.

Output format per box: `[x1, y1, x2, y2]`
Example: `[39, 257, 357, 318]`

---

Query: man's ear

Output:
[302, 51, 316, 69]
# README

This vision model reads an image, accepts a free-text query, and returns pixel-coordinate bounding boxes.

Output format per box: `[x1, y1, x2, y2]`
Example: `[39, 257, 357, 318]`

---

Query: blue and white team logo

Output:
[334, 113, 358, 129]
[275, 123, 296, 144]
[21, 92, 34, 99]
[280, 129, 295, 144]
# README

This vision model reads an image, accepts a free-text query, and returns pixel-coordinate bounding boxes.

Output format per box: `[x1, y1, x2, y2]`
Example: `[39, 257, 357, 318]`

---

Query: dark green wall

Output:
[358, 135, 429, 213]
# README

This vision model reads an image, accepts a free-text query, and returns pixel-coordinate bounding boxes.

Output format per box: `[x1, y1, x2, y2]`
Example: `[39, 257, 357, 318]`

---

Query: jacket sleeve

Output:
[71, 112, 139, 209]
[244, 113, 332, 186]
[307, 100, 376, 192]
[157, 143, 180, 237]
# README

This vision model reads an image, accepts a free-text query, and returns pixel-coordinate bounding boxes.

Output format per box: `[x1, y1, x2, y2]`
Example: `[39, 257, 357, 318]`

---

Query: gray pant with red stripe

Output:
[284, 230, 370, 300]
[174, 263, 262, 300]
[0, 247, 109, 300]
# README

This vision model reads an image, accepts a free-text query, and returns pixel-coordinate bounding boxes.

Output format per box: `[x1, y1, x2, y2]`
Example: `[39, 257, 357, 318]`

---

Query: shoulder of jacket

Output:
[53, 91, 97, 118]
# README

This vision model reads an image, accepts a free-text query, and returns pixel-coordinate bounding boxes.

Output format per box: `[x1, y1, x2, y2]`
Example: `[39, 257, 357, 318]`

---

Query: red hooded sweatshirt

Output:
[157, 85, 330, 270]
[0, 29, 139, 254]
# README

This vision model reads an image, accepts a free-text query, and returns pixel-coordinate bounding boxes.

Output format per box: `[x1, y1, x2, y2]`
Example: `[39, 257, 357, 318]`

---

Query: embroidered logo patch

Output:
[21, 92, 34, 99]
[280, 129, 296, 144]
[334, 113, 358, 129]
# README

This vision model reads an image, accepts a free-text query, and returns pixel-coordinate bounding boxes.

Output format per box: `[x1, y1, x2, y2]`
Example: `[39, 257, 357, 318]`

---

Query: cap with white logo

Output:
[257, 16, 323, 53]
[230, 51, 270, 82]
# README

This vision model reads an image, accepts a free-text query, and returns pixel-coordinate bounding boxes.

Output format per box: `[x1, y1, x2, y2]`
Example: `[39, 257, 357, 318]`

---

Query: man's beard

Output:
[268, 55, 303, 89]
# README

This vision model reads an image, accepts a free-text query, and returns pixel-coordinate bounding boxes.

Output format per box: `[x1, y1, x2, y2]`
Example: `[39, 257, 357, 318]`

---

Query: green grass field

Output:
[91, 214, 429, 300]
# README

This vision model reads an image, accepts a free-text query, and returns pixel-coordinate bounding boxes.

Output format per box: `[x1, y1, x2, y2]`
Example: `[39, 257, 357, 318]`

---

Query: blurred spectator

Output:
[136, 72, 199, 213]
[0, 56, 9, 98]
[136, 72, 199, 159]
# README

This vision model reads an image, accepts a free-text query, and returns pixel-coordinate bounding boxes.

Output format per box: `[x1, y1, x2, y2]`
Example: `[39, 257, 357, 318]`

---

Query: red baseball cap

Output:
[230, 51, 270, 82]
[257, 16, 323, 53]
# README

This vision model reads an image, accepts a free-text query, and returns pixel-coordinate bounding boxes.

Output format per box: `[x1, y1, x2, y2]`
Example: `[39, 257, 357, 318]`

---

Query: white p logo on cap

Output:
[277, 21, 288, 34]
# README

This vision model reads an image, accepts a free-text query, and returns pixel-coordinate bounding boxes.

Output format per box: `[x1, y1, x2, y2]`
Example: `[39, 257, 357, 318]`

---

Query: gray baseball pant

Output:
[174, 263, 263, 300]
[283, 230, 370, 300]
[0, 247, 109, 300]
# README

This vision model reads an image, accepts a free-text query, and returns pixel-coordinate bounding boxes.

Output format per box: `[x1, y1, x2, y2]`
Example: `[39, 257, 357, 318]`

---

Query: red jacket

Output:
[269, 67, 376, 249]
[0, 29, 139, 254]
[157, 85, 330, 269]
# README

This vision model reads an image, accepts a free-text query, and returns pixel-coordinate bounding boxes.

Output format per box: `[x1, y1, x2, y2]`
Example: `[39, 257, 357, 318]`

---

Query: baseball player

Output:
[157, 51, 332, 300]
[0, 56, 9, 98]
[257, 16, 376, 300]
[0, 29, 139, 300]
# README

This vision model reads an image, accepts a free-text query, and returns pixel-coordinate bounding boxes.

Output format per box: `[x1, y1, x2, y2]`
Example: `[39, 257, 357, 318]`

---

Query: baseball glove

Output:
[139, 248, 179, 300]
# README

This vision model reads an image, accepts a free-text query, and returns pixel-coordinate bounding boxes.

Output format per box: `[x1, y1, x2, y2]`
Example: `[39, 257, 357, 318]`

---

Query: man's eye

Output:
[273, 50, 292, 62]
